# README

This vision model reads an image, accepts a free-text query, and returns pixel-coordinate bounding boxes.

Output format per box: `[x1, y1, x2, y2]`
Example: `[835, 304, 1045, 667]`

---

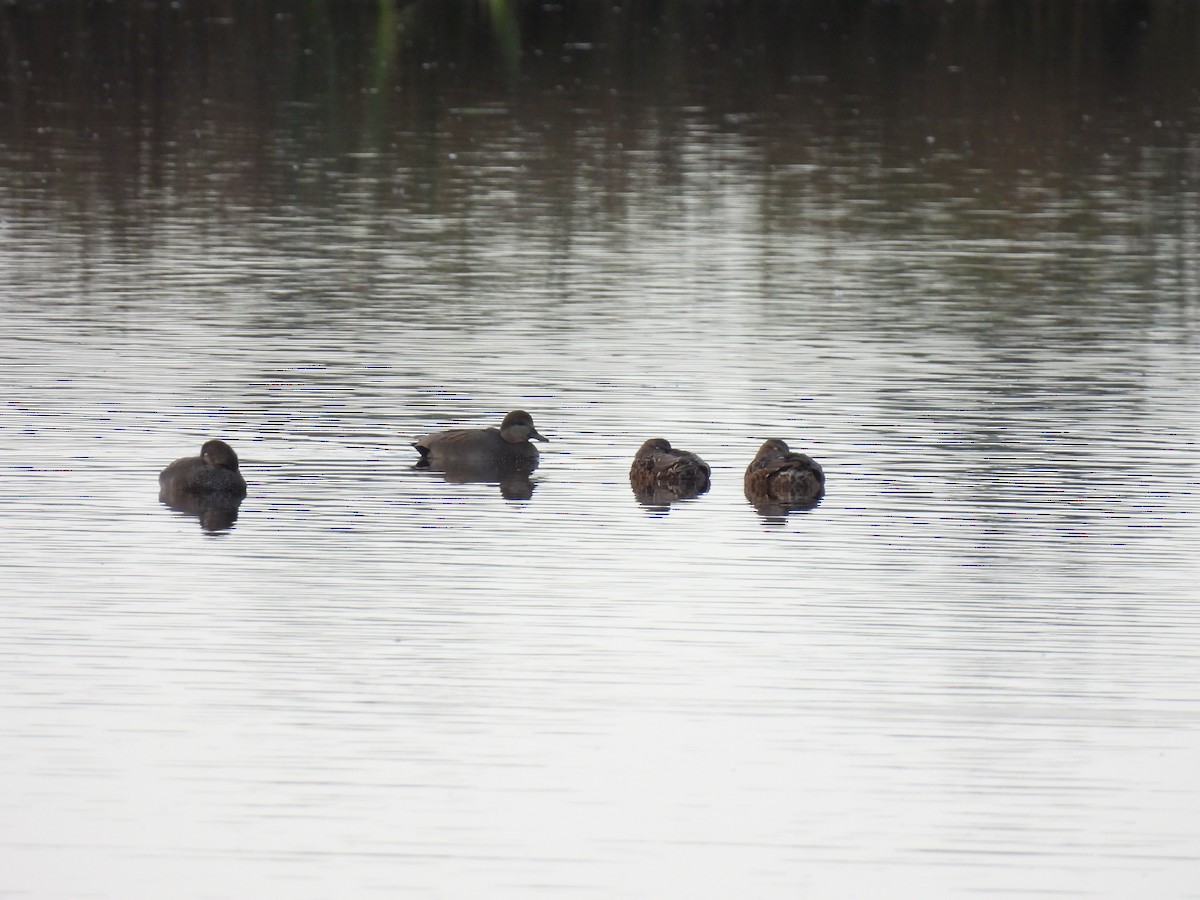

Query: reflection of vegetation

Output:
[371, 0, 401, 97]
[483, 0, 521, 70]
[0, 0, 1197, 228]
[0, 0, 1192, 350]
[1, 1, 1192, 107]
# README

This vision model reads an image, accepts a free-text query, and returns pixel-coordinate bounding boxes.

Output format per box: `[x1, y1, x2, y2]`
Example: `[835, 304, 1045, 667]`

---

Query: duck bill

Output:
[531, 429, 549, 442]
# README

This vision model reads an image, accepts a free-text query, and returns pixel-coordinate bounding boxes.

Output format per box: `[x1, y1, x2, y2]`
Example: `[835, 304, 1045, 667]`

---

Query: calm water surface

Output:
[2, 3, 1199, 898]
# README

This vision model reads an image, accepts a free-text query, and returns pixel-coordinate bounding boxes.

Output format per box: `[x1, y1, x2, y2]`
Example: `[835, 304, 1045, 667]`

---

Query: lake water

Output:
[2, 3, 1199, 898]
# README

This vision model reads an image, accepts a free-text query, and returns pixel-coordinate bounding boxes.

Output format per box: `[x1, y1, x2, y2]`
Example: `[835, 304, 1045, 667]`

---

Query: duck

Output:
[744, 438, 824, 510]
[629, 438, 711, 503]
[158, 439, 248, 498]
[413, 409, 548, 469]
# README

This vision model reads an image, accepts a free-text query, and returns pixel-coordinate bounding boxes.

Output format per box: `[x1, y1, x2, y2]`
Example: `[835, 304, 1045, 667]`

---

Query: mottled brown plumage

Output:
[744, 438, 824, 512]
[629, 438, 711, 503]
[413, 410, 548, 468]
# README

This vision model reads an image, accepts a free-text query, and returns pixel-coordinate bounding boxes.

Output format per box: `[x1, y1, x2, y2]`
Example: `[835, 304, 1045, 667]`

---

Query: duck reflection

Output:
[414, 457, 539, 501]
[630, 481, 709, 515]
[159, 486, 244, 532]
[744, 492, 824, 523]
[744, 438, 825, 522]
[629, 438, 711, 513]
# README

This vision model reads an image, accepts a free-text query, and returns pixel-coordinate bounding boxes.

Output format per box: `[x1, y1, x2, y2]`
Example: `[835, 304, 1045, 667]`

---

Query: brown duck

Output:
[629, 438, 711, 503]
[158, 439, 248, 498]
[413, 410, 548, 468]
[744, 439, 824, 510]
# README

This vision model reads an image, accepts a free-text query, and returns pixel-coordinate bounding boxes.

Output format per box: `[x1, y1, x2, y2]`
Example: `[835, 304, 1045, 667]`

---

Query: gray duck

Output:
[413, 409, 547, 469]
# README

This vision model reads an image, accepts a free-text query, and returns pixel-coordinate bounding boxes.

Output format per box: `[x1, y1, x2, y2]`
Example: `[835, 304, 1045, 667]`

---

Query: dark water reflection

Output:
[2, 2, 1200, 899]
[745, 491, 824, 525]
[158, 486, 244, 533]
[631, 482, 709, 515]
[414, 459, 539, 501]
